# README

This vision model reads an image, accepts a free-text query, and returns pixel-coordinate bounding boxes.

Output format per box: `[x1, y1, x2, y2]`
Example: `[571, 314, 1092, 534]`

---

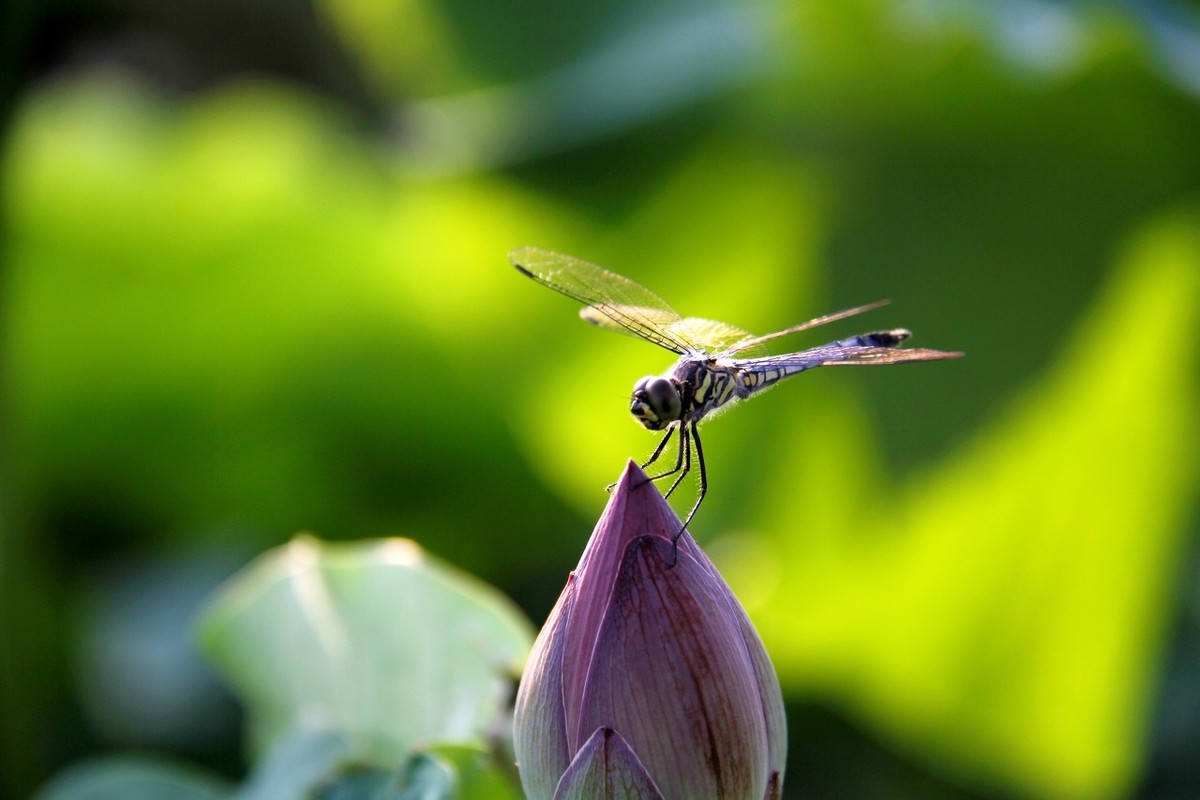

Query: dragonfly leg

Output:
[674, 422, 706, 546]
[608, 427, 676, 492]
[661, 425, 692, 500]
[646, 424, 686, 483]
[641, 427, 677, 471]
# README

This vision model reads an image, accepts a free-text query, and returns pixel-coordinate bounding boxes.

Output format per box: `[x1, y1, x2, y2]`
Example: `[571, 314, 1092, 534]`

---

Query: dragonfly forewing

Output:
[510, 247, 693, 354]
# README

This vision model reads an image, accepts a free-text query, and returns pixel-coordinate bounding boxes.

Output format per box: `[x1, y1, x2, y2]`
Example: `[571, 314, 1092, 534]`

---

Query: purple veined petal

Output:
[560, 461, 683, 750]
[688, 537, 788, 784]
[576, 534, 771, 800]
[659, 484, 787, 786]
[513, 574, 576, 800]
[552, 726, 665, 800]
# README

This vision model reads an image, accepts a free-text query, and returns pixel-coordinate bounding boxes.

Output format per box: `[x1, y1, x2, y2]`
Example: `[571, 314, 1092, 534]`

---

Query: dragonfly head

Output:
[631, 376, 682, 431]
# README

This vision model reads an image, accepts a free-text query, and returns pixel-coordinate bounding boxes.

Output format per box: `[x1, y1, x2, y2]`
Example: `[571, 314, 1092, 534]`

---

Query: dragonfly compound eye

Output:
[631, 376, 682, 430]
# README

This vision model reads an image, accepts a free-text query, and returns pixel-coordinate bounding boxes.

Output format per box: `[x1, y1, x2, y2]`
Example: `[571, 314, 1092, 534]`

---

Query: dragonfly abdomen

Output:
[736, 362, 812, 397]
[836, 329, 911, 348]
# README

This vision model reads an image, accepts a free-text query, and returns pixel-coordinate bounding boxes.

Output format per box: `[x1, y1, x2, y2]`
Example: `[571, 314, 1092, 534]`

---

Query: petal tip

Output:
[612, 459, 650, 492]
[603, 461, 684, 543]
[553, 727, 664, 800]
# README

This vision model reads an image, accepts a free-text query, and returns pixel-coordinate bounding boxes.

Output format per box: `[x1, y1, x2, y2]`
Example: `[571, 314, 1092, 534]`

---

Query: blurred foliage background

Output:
[2, 0, 1199, 798]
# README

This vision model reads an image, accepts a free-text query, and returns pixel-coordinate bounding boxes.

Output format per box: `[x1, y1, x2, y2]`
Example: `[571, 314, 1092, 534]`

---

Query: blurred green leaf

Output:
[32, 755, 231, 800]
[234, 728, 356, 800]
[1, 74, 585, 576]
[387, 3, 770, 174]
[424, 744, 523, 800]
[195, 535, 534, 763]
[309, 746, 520, 800]
[2, 76, 404, 540]
[318, 0, 466, 98]
[237, 731, 520, 800]
[312, 768, 405, 800]
[746, 211, 1200, 798]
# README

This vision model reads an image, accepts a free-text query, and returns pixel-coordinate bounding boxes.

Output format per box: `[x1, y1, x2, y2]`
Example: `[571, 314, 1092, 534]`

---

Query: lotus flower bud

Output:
[514, 460, 786, 799]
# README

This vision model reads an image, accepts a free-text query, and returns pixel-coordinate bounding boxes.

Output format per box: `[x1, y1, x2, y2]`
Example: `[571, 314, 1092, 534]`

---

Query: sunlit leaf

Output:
[750, 212, 1200, 798]
[32, 756, 231, 800]
[425, 744, 523, 800]
[196, 535, 534, 762]
[307, 746, 521, 800]
[310, 753, 453, 800]
[235, 728, 355, 800]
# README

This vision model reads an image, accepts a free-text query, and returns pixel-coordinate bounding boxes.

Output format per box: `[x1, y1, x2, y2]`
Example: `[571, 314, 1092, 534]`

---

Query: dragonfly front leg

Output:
[641, 427, 677, 471]
[610, 427, 678, 492]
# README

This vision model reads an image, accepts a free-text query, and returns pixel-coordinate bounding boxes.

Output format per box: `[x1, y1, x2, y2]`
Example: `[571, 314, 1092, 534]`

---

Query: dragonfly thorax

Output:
[631, 375, 682, 431]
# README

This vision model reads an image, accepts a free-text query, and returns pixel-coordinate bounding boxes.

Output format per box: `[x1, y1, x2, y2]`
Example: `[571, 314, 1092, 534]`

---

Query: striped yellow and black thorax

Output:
[667, 355, 806, 425]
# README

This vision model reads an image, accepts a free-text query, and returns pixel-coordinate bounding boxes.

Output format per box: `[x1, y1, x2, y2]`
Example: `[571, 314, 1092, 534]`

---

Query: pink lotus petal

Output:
[691, 540, 788, 780]
[552, 726, 664, 800]
[560, 461, 683, 746]
[513, 575, 575, 800]
[576, 534, 769, 800]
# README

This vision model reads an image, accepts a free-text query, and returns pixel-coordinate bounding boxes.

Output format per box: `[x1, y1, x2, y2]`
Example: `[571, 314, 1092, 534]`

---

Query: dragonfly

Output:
[511, 246, 962, 540]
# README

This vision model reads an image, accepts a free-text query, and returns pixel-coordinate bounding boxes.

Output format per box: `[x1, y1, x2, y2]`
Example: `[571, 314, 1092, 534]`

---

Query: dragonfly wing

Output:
[670, 317, 765, 357]
[740, 343, 963, 371]
[582, 312, 766, 356]
[511, 247, 693, 354]
[718, 301, 891, 356]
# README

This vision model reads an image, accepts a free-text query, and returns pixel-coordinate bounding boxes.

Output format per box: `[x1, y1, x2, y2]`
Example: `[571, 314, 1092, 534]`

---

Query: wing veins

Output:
[733, 344, 963, 370]
[585, 303, 691, 353]
[719, 301, 891, 356]
[511, 248, 693, 353]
